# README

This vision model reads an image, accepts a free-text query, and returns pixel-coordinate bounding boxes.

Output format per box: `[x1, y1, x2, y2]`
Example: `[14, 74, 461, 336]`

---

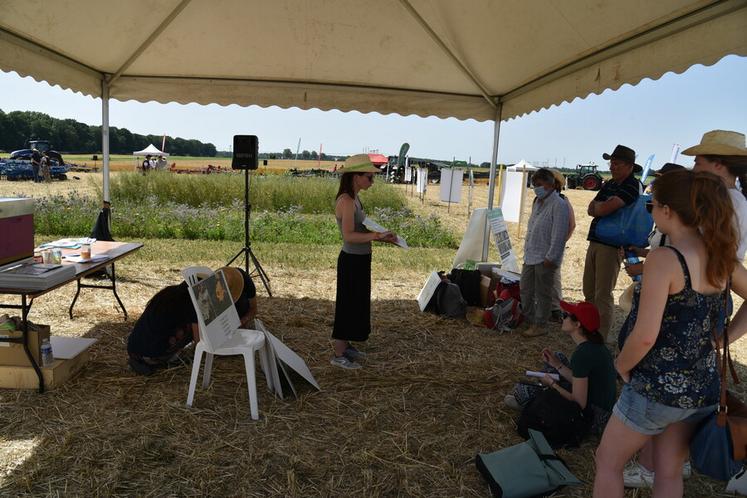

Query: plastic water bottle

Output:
[40, 338, 54, 367]
[625, 250, 642, 282]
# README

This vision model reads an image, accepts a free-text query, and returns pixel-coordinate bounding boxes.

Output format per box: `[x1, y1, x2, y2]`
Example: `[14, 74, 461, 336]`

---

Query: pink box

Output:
[0, 198, 35, 266]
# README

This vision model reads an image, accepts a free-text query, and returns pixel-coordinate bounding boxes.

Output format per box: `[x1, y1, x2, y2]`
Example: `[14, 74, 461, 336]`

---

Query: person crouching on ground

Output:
[331, 154, 397, 369]
[127, 267, 257, 375]
[519, 168, 569, 337]
[506, 300, 616, 436]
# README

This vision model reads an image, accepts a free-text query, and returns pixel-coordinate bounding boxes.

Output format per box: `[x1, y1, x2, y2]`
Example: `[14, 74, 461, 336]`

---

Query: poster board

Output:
[417, 271, 441, 311]
[186, 271, 236, 351]
[416, 168, 428, 194]
[452, 208, 488, 268]
[499, 171, 525, 223]
[487, 208, 519, 272]
[256, 319, 320, 398]
[439, 169, 463, 203]
[404, 158, 412, 182]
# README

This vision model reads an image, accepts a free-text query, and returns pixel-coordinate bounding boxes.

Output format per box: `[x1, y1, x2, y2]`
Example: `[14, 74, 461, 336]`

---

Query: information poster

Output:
[439, 168, 463, 203]
[500, 171, 525, 223]
[487, 208, 519, 272]
[404, 157, 412, 182]
[416, 167, 428, 194]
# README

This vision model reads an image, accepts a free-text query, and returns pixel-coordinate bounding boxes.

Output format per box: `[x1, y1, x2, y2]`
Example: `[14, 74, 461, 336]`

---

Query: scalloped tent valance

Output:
[1, 0, 745, 122]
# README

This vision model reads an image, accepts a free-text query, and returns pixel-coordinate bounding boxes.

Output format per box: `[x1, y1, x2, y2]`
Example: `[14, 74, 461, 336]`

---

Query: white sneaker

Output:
[623, 461, 691, 488]
[727, 467, 747, 495]
[623, 462, 655, 488]
[504, 394, 522, 411]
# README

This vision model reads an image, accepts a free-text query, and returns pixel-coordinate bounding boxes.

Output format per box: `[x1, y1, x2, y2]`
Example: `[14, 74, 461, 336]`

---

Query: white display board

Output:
[417, 271, 441, 311]
[439, 169, 463, 203]
[404, 157, 412, 182]
[452, 208, 488, 268]
[487, 208, 520, 272]
[416, 167, 428, 194]
[500, 171, 525, 223]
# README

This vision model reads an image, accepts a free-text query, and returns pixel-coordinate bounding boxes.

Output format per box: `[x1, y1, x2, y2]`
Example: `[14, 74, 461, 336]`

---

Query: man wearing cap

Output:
[127, 267, 257, 376]
[583, 145, 642, 342]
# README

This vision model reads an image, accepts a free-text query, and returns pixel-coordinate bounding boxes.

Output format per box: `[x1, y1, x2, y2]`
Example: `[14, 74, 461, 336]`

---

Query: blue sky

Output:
[0, 55, 744, 170]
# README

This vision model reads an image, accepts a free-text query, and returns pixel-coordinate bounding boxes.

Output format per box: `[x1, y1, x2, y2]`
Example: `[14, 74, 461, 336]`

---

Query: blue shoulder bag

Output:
[594, 193, 653, 248]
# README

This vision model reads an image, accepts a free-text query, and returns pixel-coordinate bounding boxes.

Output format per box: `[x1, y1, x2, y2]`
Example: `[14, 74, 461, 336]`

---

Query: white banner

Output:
[416, 167, 428, 194]
[404, 160, 412, 182]
[500, 171, 525, 223]
[439, 169, 463, 203]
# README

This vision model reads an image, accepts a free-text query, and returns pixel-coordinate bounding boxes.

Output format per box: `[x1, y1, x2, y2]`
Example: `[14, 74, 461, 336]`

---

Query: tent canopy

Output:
[132, 144, 169, 157]
[507, 160, 537, 172]
[0, 0, 744, 122]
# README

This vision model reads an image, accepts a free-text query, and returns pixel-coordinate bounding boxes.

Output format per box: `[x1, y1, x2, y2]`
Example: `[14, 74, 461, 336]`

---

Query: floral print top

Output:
[617, 247, 723, 409]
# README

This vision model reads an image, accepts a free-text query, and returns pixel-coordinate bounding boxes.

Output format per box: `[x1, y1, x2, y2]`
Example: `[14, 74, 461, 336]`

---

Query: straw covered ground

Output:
[1, 174, 746, 497]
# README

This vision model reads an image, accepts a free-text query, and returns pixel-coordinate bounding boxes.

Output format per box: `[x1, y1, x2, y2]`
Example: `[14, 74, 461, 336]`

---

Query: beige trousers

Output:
[582, 241, 622, 340]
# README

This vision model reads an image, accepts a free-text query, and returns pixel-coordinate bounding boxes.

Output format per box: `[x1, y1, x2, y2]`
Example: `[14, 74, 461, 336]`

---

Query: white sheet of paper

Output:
[50, 336, 97, 359]
[362, 217, 408, 249]
[526, 370, 559, 381]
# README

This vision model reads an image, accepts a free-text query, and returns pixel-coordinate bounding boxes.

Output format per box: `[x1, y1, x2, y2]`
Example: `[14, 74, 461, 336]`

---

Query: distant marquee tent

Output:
[132, 144, 169, 157]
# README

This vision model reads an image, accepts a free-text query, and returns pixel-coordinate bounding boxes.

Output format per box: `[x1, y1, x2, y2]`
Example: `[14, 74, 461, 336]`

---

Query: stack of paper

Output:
[0, 260, 76, 290]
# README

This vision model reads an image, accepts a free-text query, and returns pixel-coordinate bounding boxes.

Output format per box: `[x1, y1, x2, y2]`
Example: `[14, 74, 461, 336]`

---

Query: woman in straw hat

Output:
[127, 267, 256, 376]
[331, 154, 397, 369]
[686, 130, 747, 260]
[593, 170, 747, 497]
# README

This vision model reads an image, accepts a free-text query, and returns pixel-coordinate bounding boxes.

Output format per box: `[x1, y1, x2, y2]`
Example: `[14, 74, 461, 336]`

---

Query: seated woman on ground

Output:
[127, 267, 257, 375]
[505, 300, 617, 436]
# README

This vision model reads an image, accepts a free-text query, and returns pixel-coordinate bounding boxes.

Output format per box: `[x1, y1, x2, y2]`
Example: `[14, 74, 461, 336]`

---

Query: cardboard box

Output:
[0, 323, 50, 367]
[480, 275, 491, 307]
[0, 350, 90, 390]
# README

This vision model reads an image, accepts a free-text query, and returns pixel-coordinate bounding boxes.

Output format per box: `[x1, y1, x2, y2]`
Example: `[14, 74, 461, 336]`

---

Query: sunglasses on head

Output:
[562, 311, 576, 321]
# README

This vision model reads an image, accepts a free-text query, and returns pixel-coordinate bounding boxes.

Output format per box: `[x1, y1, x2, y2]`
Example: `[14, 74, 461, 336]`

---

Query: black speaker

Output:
[232, 135, 259, 170]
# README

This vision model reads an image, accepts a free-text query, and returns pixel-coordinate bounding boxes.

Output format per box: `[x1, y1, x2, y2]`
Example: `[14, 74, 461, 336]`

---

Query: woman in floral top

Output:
[593, 170, 747, 498]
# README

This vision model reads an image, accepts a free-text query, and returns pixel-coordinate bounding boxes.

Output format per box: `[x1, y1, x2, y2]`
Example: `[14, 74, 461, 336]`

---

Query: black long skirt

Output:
[332, 251, 372, 342]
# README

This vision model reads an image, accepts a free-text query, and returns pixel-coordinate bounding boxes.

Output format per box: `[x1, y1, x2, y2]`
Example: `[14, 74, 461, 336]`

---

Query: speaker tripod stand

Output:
[227, 167, 272, 296]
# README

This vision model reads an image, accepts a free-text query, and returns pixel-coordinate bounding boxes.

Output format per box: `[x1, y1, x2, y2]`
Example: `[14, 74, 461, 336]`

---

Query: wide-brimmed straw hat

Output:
[549, 169, 566, 188]
[196, 267, 244, 302]
[338, 154, 381, 174]
[682, 130, 747, 157]
[602, 144, 642, 173]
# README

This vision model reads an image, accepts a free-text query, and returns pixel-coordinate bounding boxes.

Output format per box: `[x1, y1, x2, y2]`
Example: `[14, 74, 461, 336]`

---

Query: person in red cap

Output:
[505, 299, 616, 438]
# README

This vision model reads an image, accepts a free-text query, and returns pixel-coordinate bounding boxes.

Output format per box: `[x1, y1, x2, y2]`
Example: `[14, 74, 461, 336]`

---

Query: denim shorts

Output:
[612, 384, 716, 435]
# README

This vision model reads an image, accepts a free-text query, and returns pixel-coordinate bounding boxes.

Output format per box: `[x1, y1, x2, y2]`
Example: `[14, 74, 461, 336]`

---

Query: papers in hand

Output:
[362, 217, 408, 249]
[526, 370, 560, 381]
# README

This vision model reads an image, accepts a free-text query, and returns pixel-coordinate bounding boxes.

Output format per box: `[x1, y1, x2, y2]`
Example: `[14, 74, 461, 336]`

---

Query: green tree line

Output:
[0, 110, 217, 156]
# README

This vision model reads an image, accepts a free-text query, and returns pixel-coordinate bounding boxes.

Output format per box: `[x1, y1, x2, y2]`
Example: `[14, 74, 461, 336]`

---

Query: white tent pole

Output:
[482, 103, 503, 261]
[102, 80, 110, 203]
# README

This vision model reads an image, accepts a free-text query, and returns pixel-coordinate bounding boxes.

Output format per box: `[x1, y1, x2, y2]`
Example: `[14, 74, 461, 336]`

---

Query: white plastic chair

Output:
[182, 266, 273, 420]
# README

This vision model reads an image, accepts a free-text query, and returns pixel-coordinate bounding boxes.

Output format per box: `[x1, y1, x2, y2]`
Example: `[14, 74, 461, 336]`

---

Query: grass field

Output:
[0, 170, 740, 497]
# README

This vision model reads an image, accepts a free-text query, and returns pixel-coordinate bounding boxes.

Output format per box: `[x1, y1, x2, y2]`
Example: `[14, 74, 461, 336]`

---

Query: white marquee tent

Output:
[132, 144, 169, 157]
[1, 0, 745, 256]
[507, 160, 538, 172]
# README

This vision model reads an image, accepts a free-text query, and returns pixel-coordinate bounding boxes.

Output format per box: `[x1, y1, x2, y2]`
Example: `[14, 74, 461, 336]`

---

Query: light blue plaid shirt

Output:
[523, 191, 569, 266]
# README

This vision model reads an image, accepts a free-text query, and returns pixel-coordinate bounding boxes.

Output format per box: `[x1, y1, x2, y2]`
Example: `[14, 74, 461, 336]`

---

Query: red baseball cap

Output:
[560, 300, 600, 332]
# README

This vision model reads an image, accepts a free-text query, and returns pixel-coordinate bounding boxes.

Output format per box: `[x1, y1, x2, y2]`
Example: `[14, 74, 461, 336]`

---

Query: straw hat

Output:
[197, 267, 244, 302]
[549, 169, 565, 188]
[682, 130, 747, 156]
[339, 154, 381, 174]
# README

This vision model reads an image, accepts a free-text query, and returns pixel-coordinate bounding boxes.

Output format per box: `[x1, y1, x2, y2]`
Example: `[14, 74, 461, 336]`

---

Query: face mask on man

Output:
[533, 186, 548, 198]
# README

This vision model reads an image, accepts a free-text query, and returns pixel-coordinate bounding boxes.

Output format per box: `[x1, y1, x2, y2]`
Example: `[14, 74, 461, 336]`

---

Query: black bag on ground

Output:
[425, 281, 467, 318]
[476, 429, 581, 498]
[517, 387, 590, 449]
[448, 269, 482, 306]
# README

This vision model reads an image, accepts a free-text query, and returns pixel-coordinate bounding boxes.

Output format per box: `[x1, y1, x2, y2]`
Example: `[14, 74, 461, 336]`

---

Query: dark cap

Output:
[603, 145, 642, 173]
[652, 162, 685, 176]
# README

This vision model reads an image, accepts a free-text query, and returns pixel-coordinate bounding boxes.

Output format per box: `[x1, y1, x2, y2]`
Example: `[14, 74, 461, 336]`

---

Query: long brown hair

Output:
[336, 173, 358, 201]
[652, 170, 738, 287]
[703, 154, 747, 199]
